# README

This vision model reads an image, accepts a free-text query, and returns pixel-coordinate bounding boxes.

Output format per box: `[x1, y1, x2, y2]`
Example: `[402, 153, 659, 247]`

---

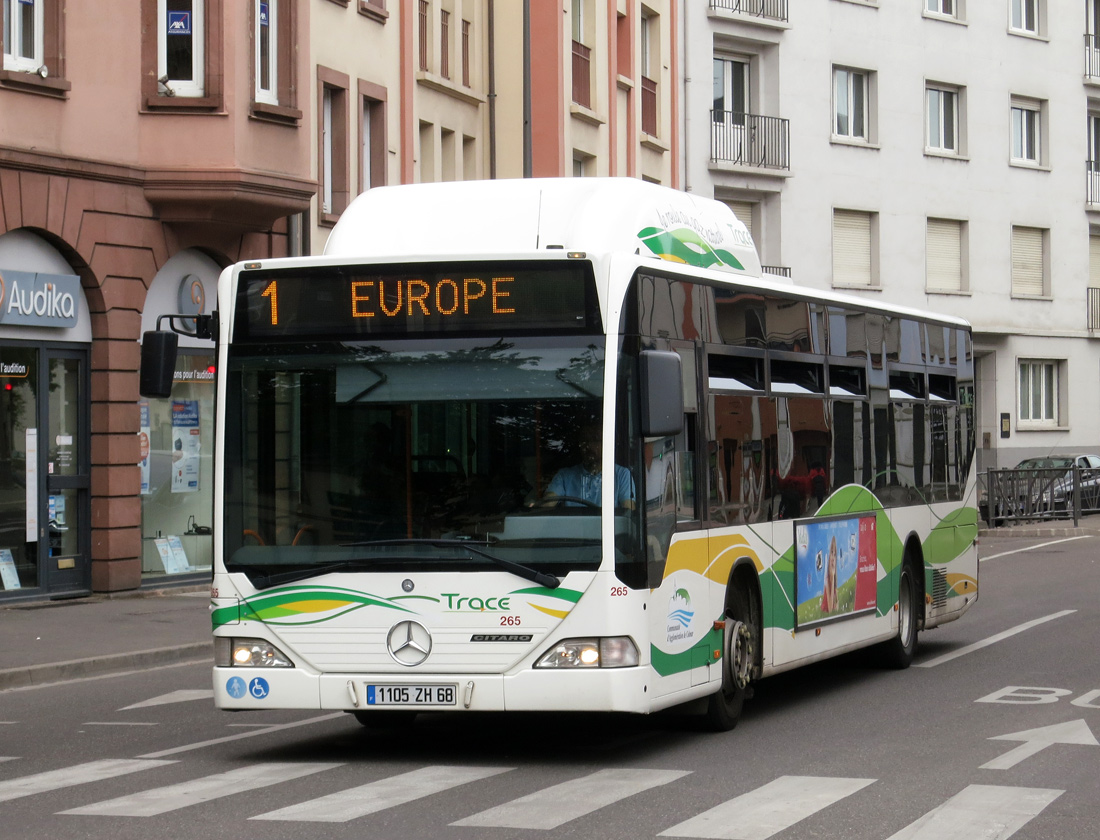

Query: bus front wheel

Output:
[706, 586, 755, 731]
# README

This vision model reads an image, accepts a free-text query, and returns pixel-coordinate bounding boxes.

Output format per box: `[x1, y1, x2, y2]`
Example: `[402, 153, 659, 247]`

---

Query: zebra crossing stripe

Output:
[453, 768, 692, 830]
[252, 765, 513, 822]
[882, 784, 1063, 840]
[659, 775, 876, 840]
[59, 761, 341, 817]
[0, 759, 175, 804]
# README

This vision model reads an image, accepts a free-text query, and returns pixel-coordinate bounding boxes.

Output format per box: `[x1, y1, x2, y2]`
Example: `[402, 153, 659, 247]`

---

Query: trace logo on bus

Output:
[666, 586, 696, 646]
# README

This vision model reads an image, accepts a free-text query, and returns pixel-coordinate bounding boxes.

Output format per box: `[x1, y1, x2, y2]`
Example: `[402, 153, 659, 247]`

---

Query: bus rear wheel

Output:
[879, 559, 919, 669]
[706, 587, 755, 731]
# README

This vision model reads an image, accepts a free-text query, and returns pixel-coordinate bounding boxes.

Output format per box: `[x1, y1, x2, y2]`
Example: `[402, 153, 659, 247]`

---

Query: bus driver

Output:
[545, 422, 636, 509]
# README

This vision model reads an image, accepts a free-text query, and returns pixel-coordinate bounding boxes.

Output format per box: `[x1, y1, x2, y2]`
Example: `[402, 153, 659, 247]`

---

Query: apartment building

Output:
[0, 1, 313, 599]
[493, 0, 678, 183]
[684, 0, 1100, 470]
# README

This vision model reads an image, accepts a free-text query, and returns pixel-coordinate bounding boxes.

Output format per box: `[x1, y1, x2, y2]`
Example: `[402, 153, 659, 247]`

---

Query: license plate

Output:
[366, 684, 458, 706]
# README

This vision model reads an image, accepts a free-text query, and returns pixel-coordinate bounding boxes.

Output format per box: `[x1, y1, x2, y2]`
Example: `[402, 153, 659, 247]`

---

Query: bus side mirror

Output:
[140, 330, 179, 399]
[640, 350, 683, 437]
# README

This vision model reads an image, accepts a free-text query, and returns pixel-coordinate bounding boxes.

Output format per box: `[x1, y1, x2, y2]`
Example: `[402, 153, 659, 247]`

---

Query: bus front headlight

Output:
[535, 636, 639, 668]
[215, 637, 294, 668]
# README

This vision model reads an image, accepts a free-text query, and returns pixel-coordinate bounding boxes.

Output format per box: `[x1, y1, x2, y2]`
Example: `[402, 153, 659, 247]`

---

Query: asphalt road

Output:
[1, 533, 1097, 840]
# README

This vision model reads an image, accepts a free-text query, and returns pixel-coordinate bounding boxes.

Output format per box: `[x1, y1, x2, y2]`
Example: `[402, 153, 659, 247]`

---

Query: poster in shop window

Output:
[139, 401, 151, 495]
[171, 400, 201, 494]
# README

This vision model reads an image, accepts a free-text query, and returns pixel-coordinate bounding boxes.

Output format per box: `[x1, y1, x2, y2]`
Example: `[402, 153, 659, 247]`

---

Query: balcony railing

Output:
[709, 0, 788, 23]
[641, 76, 658, 136]
[710, 111, 790, 171]
[1089, 287, 1100, 331]
[1088, 161, 1100, 206]
[1086, 34, 1100, 80]
[762, 265, 791, 278]
[572, 40, 591, 109]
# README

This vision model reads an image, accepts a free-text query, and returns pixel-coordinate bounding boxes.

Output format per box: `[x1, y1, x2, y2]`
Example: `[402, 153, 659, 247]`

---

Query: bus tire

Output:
[706, 586, 755, 732]
[352, 710, 418, 729]
[880, 559, 919, 669]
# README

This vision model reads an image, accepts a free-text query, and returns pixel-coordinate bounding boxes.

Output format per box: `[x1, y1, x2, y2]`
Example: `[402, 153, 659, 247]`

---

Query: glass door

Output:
[43, 349, 89, 593]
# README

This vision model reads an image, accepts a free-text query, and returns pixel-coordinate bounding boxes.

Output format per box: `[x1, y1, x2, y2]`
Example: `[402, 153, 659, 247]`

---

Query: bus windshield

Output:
[223, 336, 632, 585]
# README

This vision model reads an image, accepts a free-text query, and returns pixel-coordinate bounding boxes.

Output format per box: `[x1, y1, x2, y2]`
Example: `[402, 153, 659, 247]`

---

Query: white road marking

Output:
[253, 765, 513, 822]
[119, 689, 214, 710]
[980, 535, 1090, 562]
[915, 610, 1077, 668]
[82, 722, 159, 727]
[0, 759, 174, 803]
[454, 768, 691, 830]
[0, 756, 17, 763]
[659, 775, 875, 840]
[883, 785, 1062, 840]
[60, 762, 341, 817]
[137, 712, 345, 758]
[981, 719, 1099, 770]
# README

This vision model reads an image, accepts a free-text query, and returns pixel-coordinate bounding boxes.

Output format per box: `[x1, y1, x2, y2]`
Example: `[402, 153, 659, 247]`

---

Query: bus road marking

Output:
[254, 765, 513, 822]
[0, 759, 175, 803]
[455, 768, 691, 830]
[60, 761, 341, 817]
[914, 610, 1076, 668]
[980, 535, 1090, 562]
[659, 775, 874, 840]
[882, 784, 1062, 840]
[136, 712, 345, 758]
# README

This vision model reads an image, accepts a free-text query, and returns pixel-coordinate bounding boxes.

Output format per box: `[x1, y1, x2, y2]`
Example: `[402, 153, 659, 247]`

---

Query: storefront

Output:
[138, 250, 222, 583]
[0, 231, 93, 599]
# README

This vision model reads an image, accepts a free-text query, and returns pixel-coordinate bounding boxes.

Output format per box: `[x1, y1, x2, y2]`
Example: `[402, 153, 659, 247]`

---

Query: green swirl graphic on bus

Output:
[637, 226, 746, 271]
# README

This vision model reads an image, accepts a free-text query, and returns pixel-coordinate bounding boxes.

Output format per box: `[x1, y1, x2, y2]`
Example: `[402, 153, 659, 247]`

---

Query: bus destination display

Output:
[235, 264, 597, 339]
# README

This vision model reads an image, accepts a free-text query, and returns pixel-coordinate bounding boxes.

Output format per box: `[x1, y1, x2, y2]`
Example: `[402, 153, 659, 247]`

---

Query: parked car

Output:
[984, 455, 1100, 524]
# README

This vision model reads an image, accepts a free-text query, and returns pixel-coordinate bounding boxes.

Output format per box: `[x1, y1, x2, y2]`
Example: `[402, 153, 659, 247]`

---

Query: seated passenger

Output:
[545, 422, 635, 509]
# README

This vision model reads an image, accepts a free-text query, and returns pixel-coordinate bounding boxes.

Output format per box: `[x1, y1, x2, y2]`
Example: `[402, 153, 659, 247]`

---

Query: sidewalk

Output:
[0, 585, 212, 691]
[3, 512, 1099, 693]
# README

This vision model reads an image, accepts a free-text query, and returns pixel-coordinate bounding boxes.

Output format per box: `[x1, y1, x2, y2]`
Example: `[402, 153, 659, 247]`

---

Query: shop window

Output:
[139, 353, 215, 577]
[0, 347, 39, 591]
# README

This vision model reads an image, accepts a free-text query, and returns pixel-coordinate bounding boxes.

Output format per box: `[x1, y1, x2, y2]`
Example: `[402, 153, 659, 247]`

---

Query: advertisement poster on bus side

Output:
[794, 514, 878, 629]
[171, 400, 201, 493]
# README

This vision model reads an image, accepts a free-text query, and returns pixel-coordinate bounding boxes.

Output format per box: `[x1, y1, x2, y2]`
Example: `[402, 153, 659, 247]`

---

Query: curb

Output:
[978, 526, 1100, 539]
[0, 643, 212, 692]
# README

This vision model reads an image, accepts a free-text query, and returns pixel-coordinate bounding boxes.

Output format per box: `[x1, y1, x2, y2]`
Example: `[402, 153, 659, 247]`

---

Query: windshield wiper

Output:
[242, 560, 373, 591]
[340, 538, 560, 589]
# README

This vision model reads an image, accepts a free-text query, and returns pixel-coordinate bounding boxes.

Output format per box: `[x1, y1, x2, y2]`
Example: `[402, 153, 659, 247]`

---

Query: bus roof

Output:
[324, 177, 762, 279]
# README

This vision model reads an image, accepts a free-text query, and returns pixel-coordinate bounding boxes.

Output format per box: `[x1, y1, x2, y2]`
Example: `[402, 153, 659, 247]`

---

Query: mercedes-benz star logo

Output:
[386, 620, 432, 666]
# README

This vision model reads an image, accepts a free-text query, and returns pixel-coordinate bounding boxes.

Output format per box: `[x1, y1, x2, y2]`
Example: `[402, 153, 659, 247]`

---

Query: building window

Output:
[571, 0, 592, 109]
[1011, 225, 1047, 297]
[833, 66, 868, 142]
[2, 0, 43, 72]
[926, 218, 966, 292]
[1018, 360, 1059, 425]
[1011, 98, 1042, 164]
[925, 0, 960, 18]
[319, 67, 350, 223]
[640, 12, 659, 137]
[461, 19, 470, 86]
[159, 0, 205, 97]
[926, 84, 959, 154]
[1009, 0, 1041, 36]
[833, 209, 875, 287]
[418, 0, 429, 71]
[358, 80, 387, 195]
[440, 9, 450, 79]
[573, 152, 592, 177]
[255, 0, 276, 105]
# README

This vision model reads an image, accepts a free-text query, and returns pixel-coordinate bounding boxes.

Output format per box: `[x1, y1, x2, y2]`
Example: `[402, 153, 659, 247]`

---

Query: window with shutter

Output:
[833, 210, 873, 287]
[927, 218, 963, 291]
[1011, 226, 1045, 296]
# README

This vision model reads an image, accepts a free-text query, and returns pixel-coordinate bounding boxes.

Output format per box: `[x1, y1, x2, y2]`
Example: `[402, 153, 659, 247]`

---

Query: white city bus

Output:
[151, 178, 978, 730]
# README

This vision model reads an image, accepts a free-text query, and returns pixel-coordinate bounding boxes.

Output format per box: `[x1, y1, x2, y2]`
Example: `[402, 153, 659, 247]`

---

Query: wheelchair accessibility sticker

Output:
[248, 677, 270, 699]
[226, 676, 247, 699]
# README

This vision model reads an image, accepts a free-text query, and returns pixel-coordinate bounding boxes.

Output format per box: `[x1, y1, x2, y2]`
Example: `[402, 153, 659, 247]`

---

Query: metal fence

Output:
[710, 111, 790, 171]
[709, 0, 788, 23]
[980, 466, 1100, 528]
